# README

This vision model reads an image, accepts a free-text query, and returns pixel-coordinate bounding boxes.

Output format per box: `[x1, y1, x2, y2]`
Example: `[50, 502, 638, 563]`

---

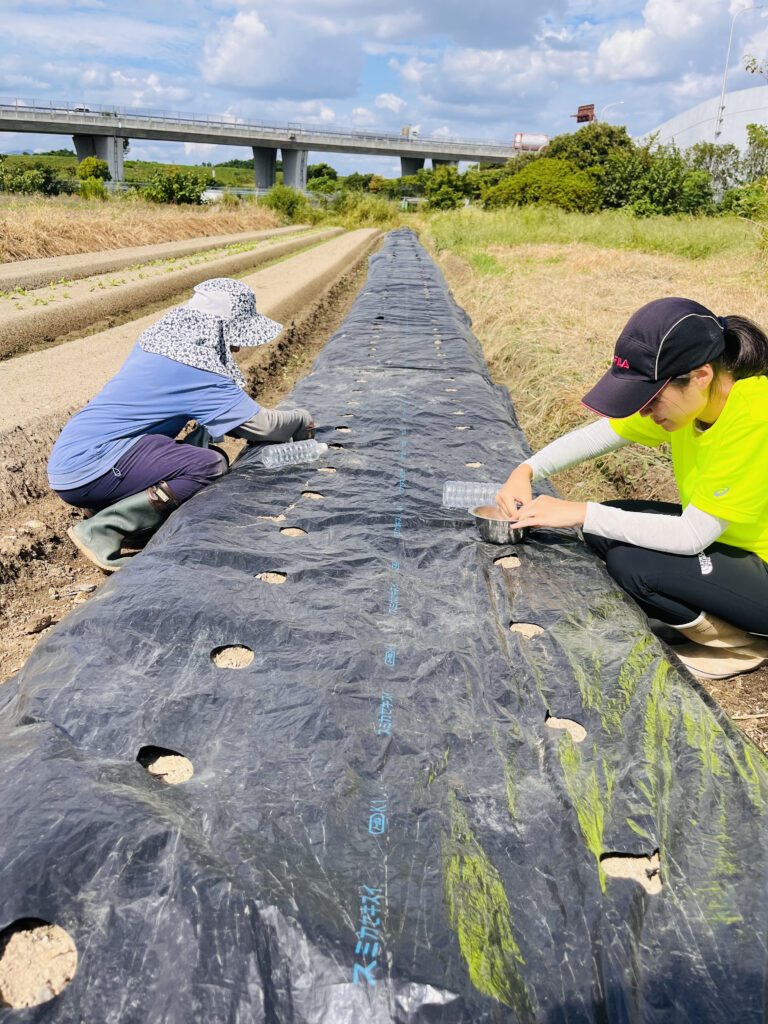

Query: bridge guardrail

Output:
[0, 98, 517, 155]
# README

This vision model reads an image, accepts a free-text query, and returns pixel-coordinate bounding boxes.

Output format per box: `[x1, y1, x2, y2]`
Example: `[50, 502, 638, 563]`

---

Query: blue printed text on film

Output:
[377, 693, 394, 736]
[368, 795, 388, 836]
[353, 886, 385, 986]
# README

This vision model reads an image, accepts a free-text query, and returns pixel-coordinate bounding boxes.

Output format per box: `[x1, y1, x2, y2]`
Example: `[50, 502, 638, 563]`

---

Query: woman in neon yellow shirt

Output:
[496, 297, 768, 680]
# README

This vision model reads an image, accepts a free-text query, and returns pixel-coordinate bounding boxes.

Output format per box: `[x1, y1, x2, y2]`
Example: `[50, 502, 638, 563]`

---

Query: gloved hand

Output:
[229, 407, 315, 444]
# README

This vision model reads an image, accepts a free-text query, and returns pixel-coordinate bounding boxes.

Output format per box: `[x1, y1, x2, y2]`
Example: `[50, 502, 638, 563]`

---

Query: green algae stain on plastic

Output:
[442, 795, 534, 1019]
[641, 660, 674, 848]
[558, 735, 615, 891]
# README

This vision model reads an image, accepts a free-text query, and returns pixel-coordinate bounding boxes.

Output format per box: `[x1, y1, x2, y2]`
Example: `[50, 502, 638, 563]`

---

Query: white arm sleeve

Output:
[583, 501, 729, 555]
[525, 419, 629, 482]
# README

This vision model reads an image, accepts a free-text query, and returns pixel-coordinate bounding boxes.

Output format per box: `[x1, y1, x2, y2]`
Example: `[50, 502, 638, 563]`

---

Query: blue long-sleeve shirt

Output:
[47, 344, 259, 489]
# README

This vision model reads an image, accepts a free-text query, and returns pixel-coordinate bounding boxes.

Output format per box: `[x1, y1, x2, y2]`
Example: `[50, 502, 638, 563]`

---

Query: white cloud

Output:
[200, 9, 364, 98]
[3, 10, 189, 58]
[201, 11, 268, 85]
[595, 27, 659, 78]
[390, 55, 430, 85]
[350, 106, 375, 124]
[375, 92, 406, 113]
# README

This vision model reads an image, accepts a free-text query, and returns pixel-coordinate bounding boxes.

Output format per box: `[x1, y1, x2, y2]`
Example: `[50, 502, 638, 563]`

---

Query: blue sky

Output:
[3, 0, 768, 175]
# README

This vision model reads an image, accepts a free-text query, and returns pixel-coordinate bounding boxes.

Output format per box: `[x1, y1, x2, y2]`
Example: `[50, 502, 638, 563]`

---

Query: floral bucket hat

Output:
[138, 278, 283, 386]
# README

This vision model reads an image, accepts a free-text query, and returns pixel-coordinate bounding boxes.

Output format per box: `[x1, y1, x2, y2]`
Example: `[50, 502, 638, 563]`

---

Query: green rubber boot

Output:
[66, 483, 178, 573]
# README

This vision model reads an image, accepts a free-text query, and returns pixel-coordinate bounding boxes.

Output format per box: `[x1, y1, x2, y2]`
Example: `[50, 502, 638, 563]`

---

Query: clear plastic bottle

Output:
[442, 480, 504, 509]
[260, 439, 329, 468]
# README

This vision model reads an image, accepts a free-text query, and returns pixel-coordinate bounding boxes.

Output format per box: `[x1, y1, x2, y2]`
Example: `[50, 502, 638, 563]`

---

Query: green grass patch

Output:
[425, 205, 758, 260]
[467, 251, 505, 276]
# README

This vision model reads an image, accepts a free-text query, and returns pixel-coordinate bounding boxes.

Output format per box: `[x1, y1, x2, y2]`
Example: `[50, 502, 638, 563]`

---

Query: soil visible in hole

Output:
[444, 377, 455, 381]
[545, 714, 587, 743]
[356, 378, 368, 383]
[211, 643, 256, 666]
[455, 425, 471, 431]
[453, 410, 465, 415]
[0, 920, 77, 1009]
[494, 554, 520, 569]
[280, 527, 307, 537]
[466, 461, 484, 467]
[601, 851, 662, 895]
[446, 388, 458, 392]
[255, 571, 287, 585]
[137, 745, 194, 785]
[329, 444, 345, 450]
[317, 467, 336, 473]
[302, 491, 324, 500]
[510, 622, 544, 638]
[336, 426, 351, 433]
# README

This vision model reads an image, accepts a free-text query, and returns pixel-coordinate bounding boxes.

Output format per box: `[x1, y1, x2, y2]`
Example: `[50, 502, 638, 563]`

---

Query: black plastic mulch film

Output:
[2, 228, 768, 1024]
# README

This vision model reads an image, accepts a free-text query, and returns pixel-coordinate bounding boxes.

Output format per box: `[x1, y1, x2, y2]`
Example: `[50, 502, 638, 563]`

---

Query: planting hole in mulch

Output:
[494, 554, 520, 569]
[343, 413, 355, 418]
[466, 461, 484, 467]
[601, 851, 662, 895]
[137, 745, 194, 785]
[356, 378, 368, 383]
[302, 491, 324, 500]
[455, 425, 471, 431]
[254, 572, 287, 585]
[336, 426, 351, 433]
[446, 388, 458, 392]
[0, 919, 77, 1009]
[510, 622, 544, 638]
[211, 644, 256, 666]
[280, 527, 307, 537]
[443, 377, 455, 381]
[330, 444, 345, 450]
[545, 714, 586, 743]
[317, 467, 336, 473]
[452, 410, 465, 416]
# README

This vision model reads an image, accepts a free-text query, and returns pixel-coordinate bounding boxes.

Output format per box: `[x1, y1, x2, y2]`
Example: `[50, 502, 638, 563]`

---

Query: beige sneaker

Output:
[674, 641, 768, 679]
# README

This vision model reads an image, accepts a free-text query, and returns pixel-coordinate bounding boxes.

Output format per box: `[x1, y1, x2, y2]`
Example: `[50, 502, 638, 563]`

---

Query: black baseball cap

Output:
[581, 297, 726, 419]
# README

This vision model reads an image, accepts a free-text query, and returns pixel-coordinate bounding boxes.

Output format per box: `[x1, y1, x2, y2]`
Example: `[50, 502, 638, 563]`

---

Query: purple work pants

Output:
[55, 434, 228, 511]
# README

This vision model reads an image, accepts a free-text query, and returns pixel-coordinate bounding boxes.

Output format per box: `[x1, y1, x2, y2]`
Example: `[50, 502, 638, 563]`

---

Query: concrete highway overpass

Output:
[0, 100, 520, 189]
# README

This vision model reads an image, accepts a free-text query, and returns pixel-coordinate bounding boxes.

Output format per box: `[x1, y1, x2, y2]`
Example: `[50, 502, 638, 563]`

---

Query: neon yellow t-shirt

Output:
[609, 375, 768, 563]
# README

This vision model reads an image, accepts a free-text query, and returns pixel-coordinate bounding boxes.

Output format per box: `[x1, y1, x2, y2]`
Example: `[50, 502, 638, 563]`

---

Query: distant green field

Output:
[0, 153, 263, 188]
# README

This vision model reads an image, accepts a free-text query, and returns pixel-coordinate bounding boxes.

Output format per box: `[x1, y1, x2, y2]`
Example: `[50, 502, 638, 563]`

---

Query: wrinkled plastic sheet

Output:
[2, 228, 768, 1023]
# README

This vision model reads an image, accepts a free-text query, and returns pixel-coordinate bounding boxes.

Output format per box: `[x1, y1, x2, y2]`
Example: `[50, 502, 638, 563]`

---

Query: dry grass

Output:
[428, 240, 768, 503]
[0, 194, 282, 262]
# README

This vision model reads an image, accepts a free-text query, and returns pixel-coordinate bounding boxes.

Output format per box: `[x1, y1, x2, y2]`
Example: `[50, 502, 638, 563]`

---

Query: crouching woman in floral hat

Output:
[48, 277, 314, 572]
[496, 297, 768, 679]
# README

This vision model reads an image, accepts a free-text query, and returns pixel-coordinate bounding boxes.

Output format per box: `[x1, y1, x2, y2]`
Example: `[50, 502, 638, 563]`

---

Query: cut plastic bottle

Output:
[442, 480, 504, 509]
[259, 439, 329, 469]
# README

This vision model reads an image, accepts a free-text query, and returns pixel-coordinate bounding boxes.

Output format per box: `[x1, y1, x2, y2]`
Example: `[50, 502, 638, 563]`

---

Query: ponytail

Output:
[715, 315, 768, 380]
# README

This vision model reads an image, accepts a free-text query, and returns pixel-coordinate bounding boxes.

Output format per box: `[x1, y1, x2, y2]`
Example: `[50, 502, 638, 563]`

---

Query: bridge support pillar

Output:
[432, 159, 458, 169]
[73, 134, 124, 182]
[282, 149, 308, 191]
[400, 156, 425, 176]
[252, 146, 277, 190]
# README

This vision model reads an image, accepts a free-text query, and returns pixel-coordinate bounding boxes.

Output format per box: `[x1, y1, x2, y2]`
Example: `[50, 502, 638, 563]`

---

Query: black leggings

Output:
[583, 500, 768, 634]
